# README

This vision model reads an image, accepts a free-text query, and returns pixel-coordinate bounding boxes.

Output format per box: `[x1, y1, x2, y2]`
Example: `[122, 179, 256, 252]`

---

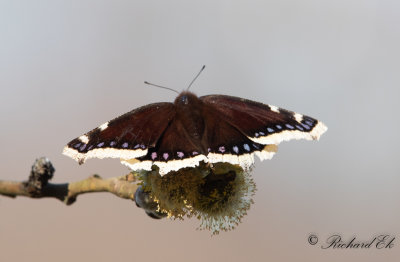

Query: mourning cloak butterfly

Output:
[63, 91, 327, 175]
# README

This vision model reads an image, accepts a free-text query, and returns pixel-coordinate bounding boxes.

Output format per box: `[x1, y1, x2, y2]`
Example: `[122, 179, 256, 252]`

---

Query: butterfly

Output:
[63, 90, 327, 175]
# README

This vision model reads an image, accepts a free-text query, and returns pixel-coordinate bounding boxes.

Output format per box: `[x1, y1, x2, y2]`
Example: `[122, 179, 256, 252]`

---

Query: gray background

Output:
[1, 1, 399, 261]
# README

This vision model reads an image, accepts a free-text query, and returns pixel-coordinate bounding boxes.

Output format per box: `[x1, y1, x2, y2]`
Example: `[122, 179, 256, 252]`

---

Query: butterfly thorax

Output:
[174, 91, 205, 143]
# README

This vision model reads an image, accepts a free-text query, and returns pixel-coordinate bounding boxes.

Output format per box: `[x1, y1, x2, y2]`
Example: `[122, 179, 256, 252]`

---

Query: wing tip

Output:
[63, 146, 86, 164]
[310, 121, 328, 141]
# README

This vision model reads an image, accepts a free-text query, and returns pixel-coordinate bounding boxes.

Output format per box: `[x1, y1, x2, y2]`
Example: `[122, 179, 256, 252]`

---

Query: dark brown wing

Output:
[123, 115, 208, 175]
[200, 104, 277, 170]
[124, 102, 278, 175]
[200, 95, 327, 145]
[120, 97, 276, 175]
[63, 102, 176, 164]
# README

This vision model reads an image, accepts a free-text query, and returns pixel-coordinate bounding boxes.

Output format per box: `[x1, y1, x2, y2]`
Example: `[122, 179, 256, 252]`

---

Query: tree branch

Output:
[0, 157, 139, 205]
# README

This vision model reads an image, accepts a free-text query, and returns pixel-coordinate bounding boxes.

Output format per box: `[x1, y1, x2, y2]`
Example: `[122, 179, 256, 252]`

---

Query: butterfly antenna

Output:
[144, 81, 179, 94]
[187, 65, 206, 91]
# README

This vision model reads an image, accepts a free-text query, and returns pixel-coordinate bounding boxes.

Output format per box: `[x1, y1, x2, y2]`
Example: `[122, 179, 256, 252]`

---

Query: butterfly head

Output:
[174, 91, 201, 107]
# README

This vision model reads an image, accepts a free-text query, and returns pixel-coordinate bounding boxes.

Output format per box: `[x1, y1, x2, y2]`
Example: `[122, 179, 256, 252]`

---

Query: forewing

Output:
[200, 95, 327, 145]
[63, 102, 176, 164]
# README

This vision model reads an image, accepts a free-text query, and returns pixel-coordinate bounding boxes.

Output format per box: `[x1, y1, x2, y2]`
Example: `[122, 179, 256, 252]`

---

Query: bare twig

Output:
[0, 157, 139, 205]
